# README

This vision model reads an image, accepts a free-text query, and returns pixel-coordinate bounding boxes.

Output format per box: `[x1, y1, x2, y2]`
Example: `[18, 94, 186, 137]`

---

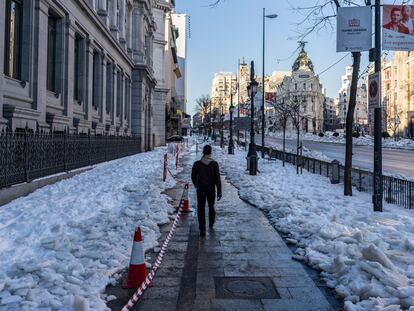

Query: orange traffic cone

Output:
[181, 183, 191, 213]
[122, 227, 148, 289]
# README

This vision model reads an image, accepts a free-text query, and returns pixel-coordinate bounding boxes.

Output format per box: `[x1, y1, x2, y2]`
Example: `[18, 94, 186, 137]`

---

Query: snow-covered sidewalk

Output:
[0, 147, 183, 310]
[216, 148, 414, 311]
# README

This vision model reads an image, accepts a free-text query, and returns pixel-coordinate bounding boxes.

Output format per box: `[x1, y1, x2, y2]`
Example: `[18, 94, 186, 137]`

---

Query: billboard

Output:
[383, 5, 414, 51]
[337, 7, 372, 52]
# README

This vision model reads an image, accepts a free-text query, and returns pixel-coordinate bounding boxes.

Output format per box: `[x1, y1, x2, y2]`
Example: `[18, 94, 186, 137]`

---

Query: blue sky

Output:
[175, 0, 379, 115]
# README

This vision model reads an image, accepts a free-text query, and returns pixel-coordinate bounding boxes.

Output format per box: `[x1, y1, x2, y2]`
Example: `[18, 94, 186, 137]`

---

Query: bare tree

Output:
[270, 85, 291, 166]
[287, 92, 309, 174]
[195, 94, 211, 136]
[293, 0, 370, 196]
[386, 96, 403, 141]
[210, 0, 368, 195]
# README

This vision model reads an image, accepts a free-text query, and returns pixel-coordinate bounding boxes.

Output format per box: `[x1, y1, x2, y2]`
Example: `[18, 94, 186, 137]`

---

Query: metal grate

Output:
[215, 277, 280, 299]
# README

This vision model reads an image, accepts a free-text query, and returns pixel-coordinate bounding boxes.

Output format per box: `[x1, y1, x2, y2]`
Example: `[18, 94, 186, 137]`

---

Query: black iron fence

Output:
[0, 131, 141, 189]
[254, 145, 414, 210]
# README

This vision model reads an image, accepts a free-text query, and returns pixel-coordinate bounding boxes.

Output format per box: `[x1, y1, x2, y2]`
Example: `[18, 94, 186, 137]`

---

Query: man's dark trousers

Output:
[196, 189, 216, 231]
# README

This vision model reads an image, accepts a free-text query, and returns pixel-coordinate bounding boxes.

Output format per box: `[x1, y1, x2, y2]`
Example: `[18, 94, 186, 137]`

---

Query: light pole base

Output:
[246, 155, 258, 175]
[228, 138, 235, 154]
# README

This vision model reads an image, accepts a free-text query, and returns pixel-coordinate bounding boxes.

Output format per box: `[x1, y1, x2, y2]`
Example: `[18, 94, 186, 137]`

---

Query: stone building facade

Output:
[380, 53, 414, 139]
[277, 44, 325, 133]
[338, 66, 368, 131]
[210, 72, 237, 114]
[324, 97, 339, 131]
[0, 0, 180, 150]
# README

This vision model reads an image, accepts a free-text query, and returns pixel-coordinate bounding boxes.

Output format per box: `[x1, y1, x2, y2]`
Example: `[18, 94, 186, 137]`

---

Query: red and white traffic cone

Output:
[181, 183, 191, 213]
[122, 227, 148, 289]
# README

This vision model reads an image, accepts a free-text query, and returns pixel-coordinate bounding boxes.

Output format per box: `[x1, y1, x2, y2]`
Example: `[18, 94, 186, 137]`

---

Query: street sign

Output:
[368, 72, 380, 109]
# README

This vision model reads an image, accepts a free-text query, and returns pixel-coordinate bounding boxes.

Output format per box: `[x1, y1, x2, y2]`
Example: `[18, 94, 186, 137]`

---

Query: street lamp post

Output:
[237, 59, 241, 146]
[220, 103, 224, 148]
[247, 61, 259, 175]
[229, 103, 235, 155]
[261, 8, 278, 158]
[209, 100, 212, 139]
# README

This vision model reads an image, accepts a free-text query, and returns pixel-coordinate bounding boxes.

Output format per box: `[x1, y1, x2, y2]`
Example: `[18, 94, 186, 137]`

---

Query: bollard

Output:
[163, 154, 168, 182]
[330, 160, 340, 184]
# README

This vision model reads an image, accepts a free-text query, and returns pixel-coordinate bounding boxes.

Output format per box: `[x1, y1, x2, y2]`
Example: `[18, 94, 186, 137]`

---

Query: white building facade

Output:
[277, 45, 325, 133]
[338, 66, 368, 130]
[171, 13, 187, 114]
[210, 72, 237, 114]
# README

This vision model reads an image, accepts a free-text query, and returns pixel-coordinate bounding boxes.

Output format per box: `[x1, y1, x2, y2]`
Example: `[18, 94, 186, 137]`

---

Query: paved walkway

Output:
[107, 152, 336, 310]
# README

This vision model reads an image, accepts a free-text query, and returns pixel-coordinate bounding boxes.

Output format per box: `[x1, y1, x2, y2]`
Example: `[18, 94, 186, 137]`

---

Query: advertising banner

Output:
[383, 5, 414, 51]
[337, 7, 372, 52]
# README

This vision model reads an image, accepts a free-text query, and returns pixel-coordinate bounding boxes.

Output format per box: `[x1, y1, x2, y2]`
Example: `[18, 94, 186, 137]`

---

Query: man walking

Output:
[191, 145, 222, 237]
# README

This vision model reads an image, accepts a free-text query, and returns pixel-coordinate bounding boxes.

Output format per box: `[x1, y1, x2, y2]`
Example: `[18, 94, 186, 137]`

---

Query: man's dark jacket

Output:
[191, 156, 222, 195]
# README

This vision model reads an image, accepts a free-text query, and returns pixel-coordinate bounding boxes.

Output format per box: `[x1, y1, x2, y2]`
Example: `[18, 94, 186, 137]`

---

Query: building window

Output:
[295, 83, 297, 90]
[47, 13, 58, 92]
[124, 77, 128, 120]
[4, 0, 23, 80]
[303, 83, 306, 90]
[106, 62, 112, 113]
[74, 34, 83, 102]
[92, 51, 100, 108]
[117, 71, 121, 117]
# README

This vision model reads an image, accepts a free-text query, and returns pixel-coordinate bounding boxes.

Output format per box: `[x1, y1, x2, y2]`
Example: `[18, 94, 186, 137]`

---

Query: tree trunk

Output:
[282, 122, 286, 167]
[296, 124, 300, 175]
[344, 52, 361, 196]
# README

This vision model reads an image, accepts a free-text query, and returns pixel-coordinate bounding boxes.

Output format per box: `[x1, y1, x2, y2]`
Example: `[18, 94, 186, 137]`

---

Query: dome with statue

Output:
[292, 42, 314, 73]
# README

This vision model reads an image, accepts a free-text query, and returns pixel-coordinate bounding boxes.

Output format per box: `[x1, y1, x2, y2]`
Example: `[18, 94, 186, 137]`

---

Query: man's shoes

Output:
[200, 230, 206, 237]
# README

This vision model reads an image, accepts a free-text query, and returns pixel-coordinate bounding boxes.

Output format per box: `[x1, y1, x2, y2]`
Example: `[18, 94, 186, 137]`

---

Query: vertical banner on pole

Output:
[383, 5, 414, 51]
[336, 7, 372, 52]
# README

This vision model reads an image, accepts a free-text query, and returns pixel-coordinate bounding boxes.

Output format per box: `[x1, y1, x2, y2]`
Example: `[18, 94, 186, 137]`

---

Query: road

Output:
[258, 135, 414, 179]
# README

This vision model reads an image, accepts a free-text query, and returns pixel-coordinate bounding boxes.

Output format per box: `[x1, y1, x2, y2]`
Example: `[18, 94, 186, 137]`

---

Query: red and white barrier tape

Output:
[167, 167, 186, 184]
[121, 184, 188, 311]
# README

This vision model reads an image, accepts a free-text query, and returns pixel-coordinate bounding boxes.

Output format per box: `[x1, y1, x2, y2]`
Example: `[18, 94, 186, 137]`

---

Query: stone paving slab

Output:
[106, 151, 339, 311]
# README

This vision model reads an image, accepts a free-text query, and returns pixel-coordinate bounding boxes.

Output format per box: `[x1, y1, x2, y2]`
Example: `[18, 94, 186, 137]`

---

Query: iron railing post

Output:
[88, 131, 91, 166]
[24, 126, 29, 182]
[64, 129, 68, 172]
[105, 134, 108, 161]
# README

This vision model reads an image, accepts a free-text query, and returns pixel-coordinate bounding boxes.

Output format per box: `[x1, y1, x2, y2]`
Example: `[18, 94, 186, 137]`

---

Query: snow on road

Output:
[0, 147, 182, 310]
[268, 132, 414, 150]
[217, 147, 414, 311]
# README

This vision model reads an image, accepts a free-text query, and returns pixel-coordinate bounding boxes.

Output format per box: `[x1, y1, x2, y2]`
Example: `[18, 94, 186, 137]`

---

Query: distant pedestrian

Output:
[191, 145, 222, 237]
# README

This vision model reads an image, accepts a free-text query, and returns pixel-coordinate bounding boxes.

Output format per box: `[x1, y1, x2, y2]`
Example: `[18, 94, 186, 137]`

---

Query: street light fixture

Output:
[261, 8, 278, 158]
[247, 61, 259, 175]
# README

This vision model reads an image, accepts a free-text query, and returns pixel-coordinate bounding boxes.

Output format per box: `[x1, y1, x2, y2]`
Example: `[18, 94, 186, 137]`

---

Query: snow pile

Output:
[217, 148, 414, 311]
[268, 131, 414, 150]
[0, 147, 185, 310]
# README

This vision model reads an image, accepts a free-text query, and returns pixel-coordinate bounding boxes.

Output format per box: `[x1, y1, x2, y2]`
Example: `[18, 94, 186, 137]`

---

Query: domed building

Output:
[277, 42, 325, 133]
